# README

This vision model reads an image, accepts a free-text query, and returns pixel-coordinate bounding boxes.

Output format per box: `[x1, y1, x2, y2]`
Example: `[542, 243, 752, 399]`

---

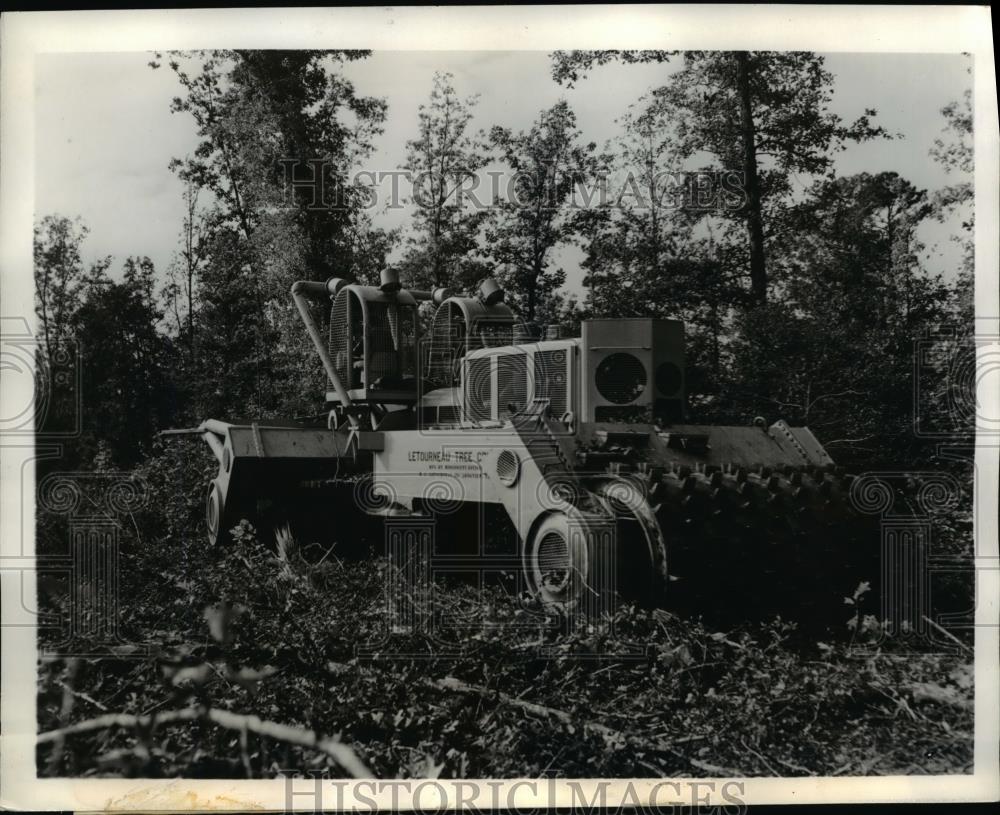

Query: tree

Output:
[726, 172, 952, 465]
[33, 216, 114, 445]
[782, 172, 937, 326]
[33, 216, 107, 360]
[60, 256, 176, 466]
[400, 72, 492, 291]
[930, 85, 974, 315]
[160, 181, 209, 358]
[550, 50, 675, 86]
[154, 49, 392, 286]
[152, 50, 391, 420]
[485, 101, 597, 324]
[154, 49, 387, 278]
[552, 50, 891, 304]
[575, 101, 744, 388]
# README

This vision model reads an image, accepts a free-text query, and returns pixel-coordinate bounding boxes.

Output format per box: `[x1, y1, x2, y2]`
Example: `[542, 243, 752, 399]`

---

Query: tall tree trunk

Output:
[526, 264, 538, 324]
[735, 52, 767, 305]
[184, 186, 198, 364]
[187, 264, 195, 362]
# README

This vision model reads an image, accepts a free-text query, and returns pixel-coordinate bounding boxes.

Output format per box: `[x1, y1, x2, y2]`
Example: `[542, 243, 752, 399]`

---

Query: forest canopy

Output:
[34, 49, 974, 472]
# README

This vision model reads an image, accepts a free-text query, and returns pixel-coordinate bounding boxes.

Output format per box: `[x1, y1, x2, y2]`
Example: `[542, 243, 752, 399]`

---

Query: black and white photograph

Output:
[1, 6, 997, 810]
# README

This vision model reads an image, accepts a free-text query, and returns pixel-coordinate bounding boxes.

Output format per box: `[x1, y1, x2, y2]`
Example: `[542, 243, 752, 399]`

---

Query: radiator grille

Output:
[366, 301, 417, 386]
[497, 352, 529, 420]
[329, 290, 351, 388]
[427, 302, 465, 387]
[437, 405, 460, 425]
[534, 349, 568, 417]
[476, 320, 514, 349]
[465, 357, 493, 423]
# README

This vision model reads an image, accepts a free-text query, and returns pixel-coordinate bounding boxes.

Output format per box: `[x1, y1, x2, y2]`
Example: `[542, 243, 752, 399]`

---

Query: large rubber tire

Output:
[205, 478, 253, 547]
[522, 511, 600, 607]
[590, 477, 670, 607]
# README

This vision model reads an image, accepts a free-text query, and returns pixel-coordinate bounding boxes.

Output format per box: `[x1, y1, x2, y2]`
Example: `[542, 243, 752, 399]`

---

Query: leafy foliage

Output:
[34, 216, 106, 360]
[37, 501, 973, 777]
[486, 101, 599, 324]
[69, 257, 177, 466]
[555, 50, 893, 305]
[399, 72, 493, 291]
[150, 50, 393, 422]
[929, 82, 974, 313]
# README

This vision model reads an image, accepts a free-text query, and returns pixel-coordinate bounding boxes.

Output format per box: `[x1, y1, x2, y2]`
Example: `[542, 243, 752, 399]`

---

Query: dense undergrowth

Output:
[35, 442, 974, 779]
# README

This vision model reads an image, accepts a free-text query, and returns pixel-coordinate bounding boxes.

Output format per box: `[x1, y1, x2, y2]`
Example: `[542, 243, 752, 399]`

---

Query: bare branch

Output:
[37, 705, 372, 778]
[806, 388, 870, 414]
[822, 435, 876, 446]
[427, 675, 734, 775]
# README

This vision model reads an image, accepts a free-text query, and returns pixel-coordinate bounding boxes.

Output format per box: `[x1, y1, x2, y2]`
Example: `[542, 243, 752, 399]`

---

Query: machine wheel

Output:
[590, 477, 669, 606]
[205, 479, 224, 546]
[522, 478, 670, 609]
[522, 512, 591, 606]
[204, 477, 282, 549]
[206, 478, 243, 546]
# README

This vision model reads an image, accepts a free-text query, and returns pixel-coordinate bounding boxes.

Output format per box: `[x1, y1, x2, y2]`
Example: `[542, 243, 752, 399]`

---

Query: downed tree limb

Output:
[922, 615, 974, 655]
[431, 676, 583, 729]
[47, 658, 81, 775]
[36, 706, 372, 778]
[55, 678, 110, 712]
[428, 676, 742, 776]
[904, 681, 973, 711]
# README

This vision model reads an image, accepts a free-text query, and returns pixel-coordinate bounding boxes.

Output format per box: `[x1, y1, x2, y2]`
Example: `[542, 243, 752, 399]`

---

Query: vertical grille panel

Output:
[534, 349, 568, 417]
[427, 302, 465, 387]
[437, 405, 460, 425]
[366, 301, 418, 386]
[329, 291, 351, 388]
[476, 319, 514, 350]
[498, 352, 529, 420]
[465, 357, 493, 423]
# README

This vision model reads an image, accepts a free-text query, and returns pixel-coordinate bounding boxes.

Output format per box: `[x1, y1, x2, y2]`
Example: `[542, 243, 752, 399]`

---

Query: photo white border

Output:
[1, 5, 997, 809]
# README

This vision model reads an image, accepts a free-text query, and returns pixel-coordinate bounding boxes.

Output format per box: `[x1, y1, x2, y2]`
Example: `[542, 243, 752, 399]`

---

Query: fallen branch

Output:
[904, 681, 973, 711]
[823, 435, 876, 446]
[428, 676, 740, 776]
[36, 706, 371, 778]
[432, 676, 582, 728]
[776, 756, 817, 776]
[47, 658, 81, 774]
[872, 685, 920, 721]
[922, 615, 974, 655]
[739, 737, 779, 776]
[55, 680, 110, 712]
[688, 757, 744, 776]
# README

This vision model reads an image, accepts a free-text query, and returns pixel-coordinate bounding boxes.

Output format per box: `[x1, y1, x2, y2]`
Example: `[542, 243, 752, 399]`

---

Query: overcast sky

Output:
[35, 51, 973, 293]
